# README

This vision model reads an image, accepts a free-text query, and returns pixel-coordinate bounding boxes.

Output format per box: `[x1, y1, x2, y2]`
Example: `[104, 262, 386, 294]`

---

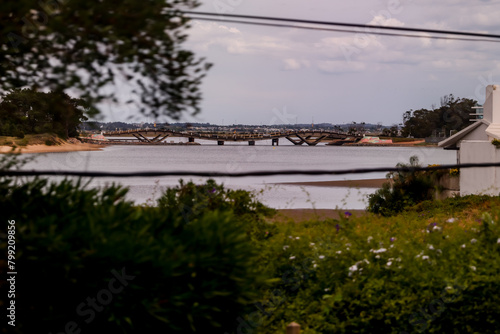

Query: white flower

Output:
[428, 245, 435, 250]
[446, 218, 456, 223]
[324, 288, 330, 292]
[436, 249, 442, 255]
[497, 238, 500, 244]
[387, 261, 392, 267]
[346, 243, 351, 247]
[283, 245, 289, 250]
[313, 264, 318, 268]
[470, 265, 476, 271]
[289, 256, 296, 260]
[349, 264, 359, 272]
[310, 242, 315, 246]
[372, 248, 387, 254]
[375, 255, 380, 259]
[295, 237, 300, 240]
[461, 244, 466, 249]
[433, 225, 442, 231]
[363, 259, 370, 264]
[319, 255, 325, 259]
[470, 238, 477, 244]
[422, 255, 429, 260]
[367, 236, 373, 243]
[336, 251, 342, 254]
[346, 247, 350, 251]
[288, 236, 293, 239]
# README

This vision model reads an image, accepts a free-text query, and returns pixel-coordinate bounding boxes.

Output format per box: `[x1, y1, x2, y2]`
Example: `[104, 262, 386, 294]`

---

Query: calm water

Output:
[21, 139, 456, 209]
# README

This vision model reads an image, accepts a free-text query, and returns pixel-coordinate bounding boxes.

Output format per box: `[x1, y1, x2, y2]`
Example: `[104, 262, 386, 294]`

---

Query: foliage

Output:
[0, 89, 88, 138]
[492, 138, 500, 148]
[401, 94, 477, 138]
[252, 196, 500, 334]
[0, 170, 272, 333]
[157, 179, 277, 241]
[367, 156, 435, 216]
[0, 1, 211, 120]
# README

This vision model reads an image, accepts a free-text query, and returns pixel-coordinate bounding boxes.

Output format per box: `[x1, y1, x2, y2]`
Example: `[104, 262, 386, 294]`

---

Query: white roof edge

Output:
[438, 119, 490, 148]
[485, 124, 500, 139]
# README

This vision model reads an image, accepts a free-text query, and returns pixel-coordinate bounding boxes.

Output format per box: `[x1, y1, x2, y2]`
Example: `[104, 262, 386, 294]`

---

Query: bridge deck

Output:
[100, 129, 361, 146]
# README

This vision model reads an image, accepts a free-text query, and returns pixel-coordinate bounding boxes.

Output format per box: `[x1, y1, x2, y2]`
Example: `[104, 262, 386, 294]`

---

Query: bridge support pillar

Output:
[188, 137, 195, 143]
[248, 141, 255, 146]
[218, 141, 224, 145]
[272, 138, 279, 146]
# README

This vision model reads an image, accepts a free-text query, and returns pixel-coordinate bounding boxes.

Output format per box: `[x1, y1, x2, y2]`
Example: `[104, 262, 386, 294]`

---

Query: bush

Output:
[367, 156, 435, 216]
[0, 173, 272, 333]
[14, 129, 24, 139]
[158, 179, 277, 241]
[253, 196, 500, 334]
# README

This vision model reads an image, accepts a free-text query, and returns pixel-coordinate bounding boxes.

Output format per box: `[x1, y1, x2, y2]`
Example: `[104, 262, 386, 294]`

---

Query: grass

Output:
[0, 133, 64, 147]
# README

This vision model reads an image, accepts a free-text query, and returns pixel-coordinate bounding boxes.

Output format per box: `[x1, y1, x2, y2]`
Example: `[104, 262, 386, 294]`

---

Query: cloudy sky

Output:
[106, 0, 500, 126]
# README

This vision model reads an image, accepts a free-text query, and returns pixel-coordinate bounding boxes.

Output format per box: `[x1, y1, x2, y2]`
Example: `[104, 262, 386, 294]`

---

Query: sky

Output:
[103, 0, 500, 126]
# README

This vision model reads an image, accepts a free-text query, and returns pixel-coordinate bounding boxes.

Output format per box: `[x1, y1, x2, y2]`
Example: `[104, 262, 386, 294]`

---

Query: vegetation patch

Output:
[2, 155, 500, 333]
[492, 138, 500, 148]
[0, 133, 64, 148]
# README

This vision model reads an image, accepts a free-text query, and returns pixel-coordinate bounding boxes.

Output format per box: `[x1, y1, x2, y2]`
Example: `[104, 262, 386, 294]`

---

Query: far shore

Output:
[276, 178, 390, 189]
[0, 142, 105, 154]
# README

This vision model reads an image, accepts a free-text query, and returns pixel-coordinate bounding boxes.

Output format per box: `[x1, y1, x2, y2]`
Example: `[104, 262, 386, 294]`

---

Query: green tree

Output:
[0, 1, 211, 120]
[401, 95, 477, 138]
[0, 89, 88, 138]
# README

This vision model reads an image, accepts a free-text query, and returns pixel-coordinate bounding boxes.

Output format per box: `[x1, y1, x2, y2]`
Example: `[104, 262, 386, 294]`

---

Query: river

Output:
[21, 139, 456, 209]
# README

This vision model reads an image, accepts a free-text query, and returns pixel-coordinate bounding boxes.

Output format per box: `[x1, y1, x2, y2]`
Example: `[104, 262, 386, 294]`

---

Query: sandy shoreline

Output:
[276, 178, 390, 188]
[0, 142, 105, 154]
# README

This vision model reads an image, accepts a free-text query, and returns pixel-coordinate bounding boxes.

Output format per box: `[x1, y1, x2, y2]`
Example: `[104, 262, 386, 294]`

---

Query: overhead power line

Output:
[3, 162, 500, 178]
[183, 11, 500, 43]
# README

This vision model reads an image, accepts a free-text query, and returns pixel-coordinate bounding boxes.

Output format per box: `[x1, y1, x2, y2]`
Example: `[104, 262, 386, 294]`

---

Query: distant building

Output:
[439, 85, 500, 195]
[470, 105, 484, 121]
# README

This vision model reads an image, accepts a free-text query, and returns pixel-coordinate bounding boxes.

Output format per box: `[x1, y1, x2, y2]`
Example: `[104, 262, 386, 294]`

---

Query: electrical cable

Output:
[183, 11, 500, 41]
[2, 162, 500, 178]
[190, 16, 500, 43]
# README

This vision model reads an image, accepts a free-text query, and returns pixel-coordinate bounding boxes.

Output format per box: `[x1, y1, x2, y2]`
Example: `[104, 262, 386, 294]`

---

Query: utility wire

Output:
[191, 17, 500, 44]
[183, 11, 500, 42]
[2, 162, 500, 178]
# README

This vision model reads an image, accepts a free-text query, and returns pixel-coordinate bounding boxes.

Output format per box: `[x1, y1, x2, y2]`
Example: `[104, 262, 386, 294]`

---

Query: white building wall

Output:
[482, 85, 500, 123]
[460, 140, 500, 195]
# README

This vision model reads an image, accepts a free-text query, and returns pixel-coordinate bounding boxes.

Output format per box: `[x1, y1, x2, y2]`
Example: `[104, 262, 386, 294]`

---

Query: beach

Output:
[0, 142, 105, 154]
[276, 178, 389, 188]
[271, 178, 389, 219]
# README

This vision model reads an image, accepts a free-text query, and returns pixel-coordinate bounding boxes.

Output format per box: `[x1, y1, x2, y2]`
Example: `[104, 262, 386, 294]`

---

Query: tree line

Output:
[401, 94, 477, 138]
[0, 89, 90, 138]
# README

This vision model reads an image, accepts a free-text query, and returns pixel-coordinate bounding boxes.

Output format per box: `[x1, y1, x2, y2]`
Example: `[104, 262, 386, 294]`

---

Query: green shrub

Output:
[367, 156, 434, 216]
[158, 179, 277, 241]
[253, 197, 500, 334]
[14, 129, 24, 139]
[0, 174, 272, 333]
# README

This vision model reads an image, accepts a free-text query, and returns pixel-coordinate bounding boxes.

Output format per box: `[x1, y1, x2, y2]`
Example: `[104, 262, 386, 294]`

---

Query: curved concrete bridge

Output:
[101, 128, 361, 146]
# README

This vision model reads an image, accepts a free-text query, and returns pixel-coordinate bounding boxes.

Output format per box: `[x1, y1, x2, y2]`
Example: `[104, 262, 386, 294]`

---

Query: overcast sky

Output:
[104, 0, 500, 126]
